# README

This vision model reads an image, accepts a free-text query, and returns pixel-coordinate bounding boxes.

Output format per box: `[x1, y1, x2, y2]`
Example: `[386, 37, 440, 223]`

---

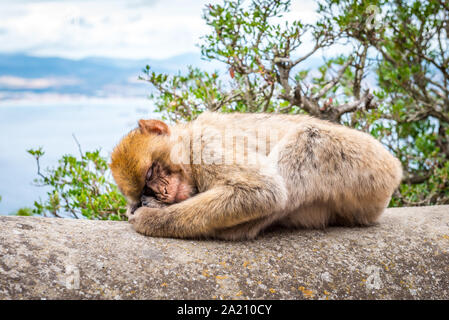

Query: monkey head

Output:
[109, 119, 195, 216]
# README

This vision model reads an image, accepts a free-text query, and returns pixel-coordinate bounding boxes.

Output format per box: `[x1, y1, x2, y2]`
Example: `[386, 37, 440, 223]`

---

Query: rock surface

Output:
[0, 205, 448, 300]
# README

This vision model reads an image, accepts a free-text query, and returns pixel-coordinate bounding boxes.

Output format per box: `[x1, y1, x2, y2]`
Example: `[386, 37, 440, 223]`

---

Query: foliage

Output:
[317, 0, 449, 205]
[141, 0, 449, 206]
[15, 207, 34, 216]
[27, 146, 127, 220]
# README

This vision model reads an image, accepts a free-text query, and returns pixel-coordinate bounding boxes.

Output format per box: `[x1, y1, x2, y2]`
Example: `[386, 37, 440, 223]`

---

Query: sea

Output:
[0, 98, 157, 214]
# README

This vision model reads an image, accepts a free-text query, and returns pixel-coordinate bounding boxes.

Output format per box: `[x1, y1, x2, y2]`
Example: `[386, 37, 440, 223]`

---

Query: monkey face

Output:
[144, 161, 193, 204]
[124, 161, 195, 216]
[110, 118, 196, 217]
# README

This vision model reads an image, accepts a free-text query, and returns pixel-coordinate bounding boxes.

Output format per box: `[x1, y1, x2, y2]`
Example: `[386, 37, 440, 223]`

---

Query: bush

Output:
[15, 207, 34, 216]
[27, 146, 127, 220]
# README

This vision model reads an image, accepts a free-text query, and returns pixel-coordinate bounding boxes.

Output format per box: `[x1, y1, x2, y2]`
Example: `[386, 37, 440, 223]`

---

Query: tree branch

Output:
[313, 57, 353, 100]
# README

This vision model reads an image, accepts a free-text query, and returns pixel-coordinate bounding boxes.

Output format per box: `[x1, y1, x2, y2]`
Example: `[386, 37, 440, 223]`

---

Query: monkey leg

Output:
[275, 124, 401, 229]
[212, 213, 284, 240]
[130, 177, 287, 239]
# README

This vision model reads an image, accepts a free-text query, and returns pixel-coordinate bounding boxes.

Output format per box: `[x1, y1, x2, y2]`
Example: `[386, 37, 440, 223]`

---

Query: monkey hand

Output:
[128, 206, 172, 237]
[141, 195, 168, 209]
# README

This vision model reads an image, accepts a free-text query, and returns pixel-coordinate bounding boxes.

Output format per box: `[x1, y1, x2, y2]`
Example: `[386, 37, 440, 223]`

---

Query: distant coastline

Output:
[0, 95, 151, 108]
[0, 52, 210, 104]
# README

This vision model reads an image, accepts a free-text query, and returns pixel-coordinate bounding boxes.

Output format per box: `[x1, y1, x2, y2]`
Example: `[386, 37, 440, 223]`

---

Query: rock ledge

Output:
[0, 205, 448, 299]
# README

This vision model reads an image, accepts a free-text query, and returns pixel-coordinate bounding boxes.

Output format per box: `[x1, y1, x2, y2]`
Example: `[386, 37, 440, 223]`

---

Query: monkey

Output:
[109, 112, 402, 240]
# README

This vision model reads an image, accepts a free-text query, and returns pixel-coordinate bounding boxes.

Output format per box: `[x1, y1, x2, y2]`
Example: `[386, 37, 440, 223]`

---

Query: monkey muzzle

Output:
[127, 191, 167, 217]
[127, 185, 156, 217]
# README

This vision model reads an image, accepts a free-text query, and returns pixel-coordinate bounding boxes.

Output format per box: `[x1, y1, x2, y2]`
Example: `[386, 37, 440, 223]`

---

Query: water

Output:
[0, 99, 157, 214]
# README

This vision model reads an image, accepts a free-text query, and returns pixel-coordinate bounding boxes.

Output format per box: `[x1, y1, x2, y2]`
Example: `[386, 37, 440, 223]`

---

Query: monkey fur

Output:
[109, 112, 402, 240]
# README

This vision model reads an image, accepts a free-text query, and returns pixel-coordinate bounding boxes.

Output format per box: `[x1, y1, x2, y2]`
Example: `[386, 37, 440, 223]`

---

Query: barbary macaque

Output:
[109, 112, 402, 240]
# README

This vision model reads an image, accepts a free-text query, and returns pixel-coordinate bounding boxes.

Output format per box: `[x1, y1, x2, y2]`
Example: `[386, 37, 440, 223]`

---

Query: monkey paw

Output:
[128, 207, 169, 237]
[127, 206, 151, 225]
[127, 212, 137, 224]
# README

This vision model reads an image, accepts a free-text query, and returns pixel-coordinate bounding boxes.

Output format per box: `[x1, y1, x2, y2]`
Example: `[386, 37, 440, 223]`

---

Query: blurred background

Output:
[0, 0, 316, 214]
[0, 0, 208, 213]
[1, 0, 447, 218]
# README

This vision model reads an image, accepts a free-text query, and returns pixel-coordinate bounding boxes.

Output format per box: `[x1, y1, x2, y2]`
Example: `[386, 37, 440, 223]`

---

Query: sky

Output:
[0, 0, 318, 60]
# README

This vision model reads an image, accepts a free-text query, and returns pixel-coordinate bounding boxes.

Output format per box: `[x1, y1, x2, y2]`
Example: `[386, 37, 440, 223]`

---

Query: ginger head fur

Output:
[109, 119, 194, 212]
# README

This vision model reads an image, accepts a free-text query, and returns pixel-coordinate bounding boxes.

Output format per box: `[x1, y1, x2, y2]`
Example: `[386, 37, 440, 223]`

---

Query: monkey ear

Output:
[138, 119, 169, 135]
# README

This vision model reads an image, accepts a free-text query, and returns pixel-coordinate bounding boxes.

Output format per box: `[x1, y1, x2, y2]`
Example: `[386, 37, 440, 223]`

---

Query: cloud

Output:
[0, 76, 81, 89]
[0, 0, 213, 60]
[0, 0, 320, 60]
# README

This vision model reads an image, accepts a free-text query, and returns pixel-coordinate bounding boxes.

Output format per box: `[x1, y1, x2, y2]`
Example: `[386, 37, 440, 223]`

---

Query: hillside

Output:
[0, 53, 205, 99]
